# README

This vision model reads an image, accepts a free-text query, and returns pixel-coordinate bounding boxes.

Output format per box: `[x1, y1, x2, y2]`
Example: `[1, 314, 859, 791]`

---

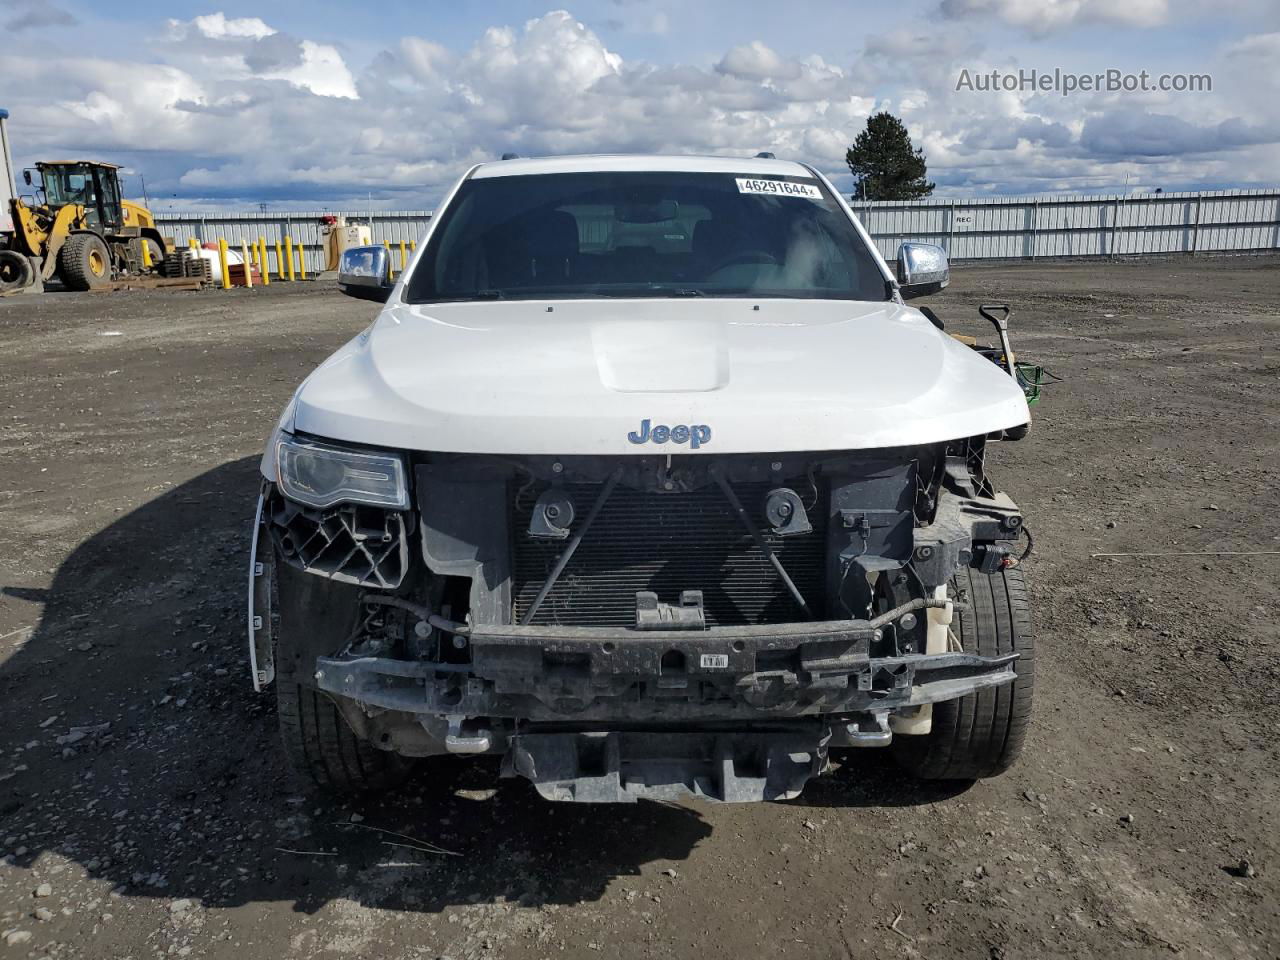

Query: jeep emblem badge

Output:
[628, 419, 711, 449]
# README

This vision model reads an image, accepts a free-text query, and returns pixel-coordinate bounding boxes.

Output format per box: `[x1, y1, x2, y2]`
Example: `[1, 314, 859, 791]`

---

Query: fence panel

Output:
[152, 211, 435, 275]
[155, 188, 1280, 271]
[849, 188, 1280, 261]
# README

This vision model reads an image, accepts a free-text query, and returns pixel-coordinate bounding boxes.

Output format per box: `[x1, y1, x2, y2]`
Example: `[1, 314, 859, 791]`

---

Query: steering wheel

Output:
[708, 249, 778, 273]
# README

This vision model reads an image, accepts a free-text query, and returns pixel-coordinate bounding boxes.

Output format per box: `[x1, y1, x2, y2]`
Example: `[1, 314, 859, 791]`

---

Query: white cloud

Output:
[940, 0, 1169, 33]
[162, 12, 357, 99]
[717, 42, 801, 81]
[1225, 30, 1280, 59]
[189, 13, 276, 40]
[0, 7, 1272, 207]
[263, 40, 358, 99]
[399, 37, 455, 83]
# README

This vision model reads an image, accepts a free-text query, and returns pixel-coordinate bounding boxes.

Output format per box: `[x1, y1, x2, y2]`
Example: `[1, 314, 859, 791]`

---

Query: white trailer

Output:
[0, 109, 15, 235]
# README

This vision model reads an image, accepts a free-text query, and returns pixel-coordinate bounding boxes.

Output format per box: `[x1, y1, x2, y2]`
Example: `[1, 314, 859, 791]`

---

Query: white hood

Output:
[288, 298, 1030, 455]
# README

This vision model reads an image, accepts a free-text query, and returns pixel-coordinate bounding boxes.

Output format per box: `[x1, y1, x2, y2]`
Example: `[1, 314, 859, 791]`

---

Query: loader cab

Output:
[36, 162, 125, 231]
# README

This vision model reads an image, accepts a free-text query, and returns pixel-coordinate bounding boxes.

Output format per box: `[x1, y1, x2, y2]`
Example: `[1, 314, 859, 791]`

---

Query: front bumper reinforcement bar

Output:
[314, 620, 1017, 723]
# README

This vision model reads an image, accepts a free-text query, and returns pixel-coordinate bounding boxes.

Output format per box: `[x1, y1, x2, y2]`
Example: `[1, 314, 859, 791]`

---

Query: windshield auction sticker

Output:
[735, 178, 822, 199]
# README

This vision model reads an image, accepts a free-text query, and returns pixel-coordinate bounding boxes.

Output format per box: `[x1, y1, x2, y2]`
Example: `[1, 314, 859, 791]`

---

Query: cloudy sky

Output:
[2, 0, 1278, 210]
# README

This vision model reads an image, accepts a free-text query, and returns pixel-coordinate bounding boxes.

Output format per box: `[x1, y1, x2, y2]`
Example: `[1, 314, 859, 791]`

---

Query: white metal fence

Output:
[150, 211, 432, 275]
[853, 188, 1280, 260]
[153, 188, 1280, 270]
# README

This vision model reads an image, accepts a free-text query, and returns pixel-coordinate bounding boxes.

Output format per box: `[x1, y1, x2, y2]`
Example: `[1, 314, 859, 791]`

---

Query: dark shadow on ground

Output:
[1, 456, 960, 915]
[0, 457, 711, 915]
[789, 750, 971, 808]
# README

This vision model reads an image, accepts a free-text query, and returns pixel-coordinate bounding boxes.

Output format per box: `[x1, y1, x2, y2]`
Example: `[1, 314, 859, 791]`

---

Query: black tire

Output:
[277, 681, 417, 794]
[893, 564, 1034, 780]
[59, 234, 112, 291]
[0, 250, 34, 292]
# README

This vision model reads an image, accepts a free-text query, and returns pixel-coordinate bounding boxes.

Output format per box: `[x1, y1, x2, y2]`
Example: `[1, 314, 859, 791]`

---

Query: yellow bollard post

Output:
[261, 237, 273, 286]
[241, 243, 253, 288]
[384, 241, 394, 279]
[217, 239, 231, 290]
[296, 243, 307, 280]
[285, 237, 295, 281]
[141, 237, 153, 270]
[271, 240, 282, 281]
[410, 240, 417, 252]
[399, 240, 407, 273]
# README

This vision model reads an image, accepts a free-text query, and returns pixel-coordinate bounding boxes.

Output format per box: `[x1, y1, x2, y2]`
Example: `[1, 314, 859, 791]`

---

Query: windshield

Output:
[404, 170, 889, 304]
[41, 166, 92, 207]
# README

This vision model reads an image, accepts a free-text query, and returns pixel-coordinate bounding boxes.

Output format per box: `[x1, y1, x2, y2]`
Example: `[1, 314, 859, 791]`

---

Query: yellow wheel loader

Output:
[0, 161, 166, 292]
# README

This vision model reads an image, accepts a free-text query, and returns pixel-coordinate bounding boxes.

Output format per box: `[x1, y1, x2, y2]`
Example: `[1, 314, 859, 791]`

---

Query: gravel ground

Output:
[1, 257, 1277, 959]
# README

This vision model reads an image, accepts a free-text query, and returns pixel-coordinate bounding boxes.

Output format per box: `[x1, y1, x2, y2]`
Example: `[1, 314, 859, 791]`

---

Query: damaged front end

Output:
[250, 439, 1026, 803]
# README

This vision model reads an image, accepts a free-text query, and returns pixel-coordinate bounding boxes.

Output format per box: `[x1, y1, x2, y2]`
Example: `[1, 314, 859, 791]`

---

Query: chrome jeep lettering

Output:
[628, 419, 712, 449]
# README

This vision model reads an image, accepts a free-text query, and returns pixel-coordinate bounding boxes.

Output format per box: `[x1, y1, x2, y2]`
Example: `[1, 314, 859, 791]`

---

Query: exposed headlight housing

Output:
[276, 436, 409, 510]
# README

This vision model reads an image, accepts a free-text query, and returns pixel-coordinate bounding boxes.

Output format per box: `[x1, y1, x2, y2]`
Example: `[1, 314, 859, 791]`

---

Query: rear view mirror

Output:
[337, 245, 392, 302]
[896, 242, 950, 299]
[619, 200, 678, 223]
[22, 169, 32, 186]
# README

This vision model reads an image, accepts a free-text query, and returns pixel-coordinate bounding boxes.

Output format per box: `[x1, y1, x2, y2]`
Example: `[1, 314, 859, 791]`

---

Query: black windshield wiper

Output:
[589, 286, 708, 299]
[469, 289, 504, 300]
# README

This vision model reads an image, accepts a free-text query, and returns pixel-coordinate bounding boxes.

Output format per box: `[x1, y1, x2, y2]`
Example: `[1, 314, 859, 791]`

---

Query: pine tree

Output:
[845, 112, 935, 201]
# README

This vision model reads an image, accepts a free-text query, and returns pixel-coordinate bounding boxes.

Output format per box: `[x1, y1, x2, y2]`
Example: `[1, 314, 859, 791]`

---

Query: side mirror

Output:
[896, 242, 949, 299]
[22, 169, 33, 186]
[337, 245, 392, 302]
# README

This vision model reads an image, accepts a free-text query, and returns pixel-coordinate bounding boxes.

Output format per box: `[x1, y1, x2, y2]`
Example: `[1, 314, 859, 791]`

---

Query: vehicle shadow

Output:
[0, 457, 712, 915]
[790, 751, 972, 808]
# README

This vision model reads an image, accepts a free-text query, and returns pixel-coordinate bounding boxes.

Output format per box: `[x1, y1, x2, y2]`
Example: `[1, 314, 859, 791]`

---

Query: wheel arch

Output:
[139, 226, 168, 260]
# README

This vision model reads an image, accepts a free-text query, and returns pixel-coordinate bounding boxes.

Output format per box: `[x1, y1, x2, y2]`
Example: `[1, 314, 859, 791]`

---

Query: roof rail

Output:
[754, 151, 776, 159]
[500, 152, 520, 161]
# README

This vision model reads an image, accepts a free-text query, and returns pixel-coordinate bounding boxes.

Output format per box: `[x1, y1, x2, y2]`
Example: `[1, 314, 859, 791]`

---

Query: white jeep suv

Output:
[249, 154, 1033, 803]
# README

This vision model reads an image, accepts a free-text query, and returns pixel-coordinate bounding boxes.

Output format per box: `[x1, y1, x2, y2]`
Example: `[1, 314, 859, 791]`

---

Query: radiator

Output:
[511, 482, 826, 627]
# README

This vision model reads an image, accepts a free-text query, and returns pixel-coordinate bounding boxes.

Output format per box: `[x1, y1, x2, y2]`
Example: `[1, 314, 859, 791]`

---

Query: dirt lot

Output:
[1, 257, 1277, 960]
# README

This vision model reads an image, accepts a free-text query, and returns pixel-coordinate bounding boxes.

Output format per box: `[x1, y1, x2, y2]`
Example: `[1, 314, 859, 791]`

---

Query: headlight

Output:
[276, 436, 409, 510]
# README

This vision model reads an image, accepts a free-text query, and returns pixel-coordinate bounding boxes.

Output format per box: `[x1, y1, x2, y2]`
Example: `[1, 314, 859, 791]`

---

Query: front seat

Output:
[691, 218, 739, 278]
[528, 211, 580, 283]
